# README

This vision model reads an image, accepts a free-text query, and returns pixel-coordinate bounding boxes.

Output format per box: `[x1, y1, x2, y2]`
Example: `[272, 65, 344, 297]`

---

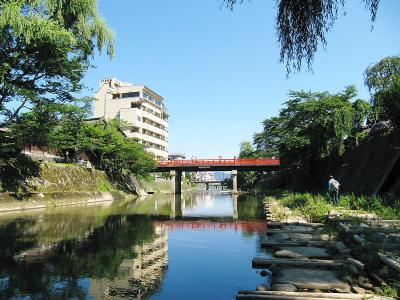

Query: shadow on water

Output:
[0, 191, 268, 299]
[0, 207, 156, 299]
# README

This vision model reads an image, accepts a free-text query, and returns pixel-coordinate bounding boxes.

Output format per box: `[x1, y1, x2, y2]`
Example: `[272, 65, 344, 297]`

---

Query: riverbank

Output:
[242, 191, 400, 299]
[0, 160, 200, 213]
[0, 191, 125, 214]
[0, 160, 140, 213]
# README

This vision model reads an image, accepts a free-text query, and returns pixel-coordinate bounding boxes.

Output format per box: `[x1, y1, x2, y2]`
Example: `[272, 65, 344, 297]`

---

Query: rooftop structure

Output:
[94, 78, 168, 160]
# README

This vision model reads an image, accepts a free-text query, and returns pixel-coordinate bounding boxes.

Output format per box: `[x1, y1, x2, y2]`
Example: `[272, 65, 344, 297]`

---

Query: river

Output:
[0, 191, 271, 299]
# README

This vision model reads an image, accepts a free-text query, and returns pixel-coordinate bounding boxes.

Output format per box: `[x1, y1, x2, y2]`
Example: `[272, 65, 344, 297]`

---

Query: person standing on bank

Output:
[328, 175, 340, 204]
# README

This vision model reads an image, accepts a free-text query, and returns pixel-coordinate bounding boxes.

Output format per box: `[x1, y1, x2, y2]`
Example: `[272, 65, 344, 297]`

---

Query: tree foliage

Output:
[253, 86, 370, 169]
[78, 121, 156, 177]
[0, 0, 114, 127]
[222, 0, 380, 73]
[237, 141, 260, 190]
[364, 55, 400, 125]
[49, 98, 91, 159]
[10, 102, 59, 151]
[8, 106, 155, 176]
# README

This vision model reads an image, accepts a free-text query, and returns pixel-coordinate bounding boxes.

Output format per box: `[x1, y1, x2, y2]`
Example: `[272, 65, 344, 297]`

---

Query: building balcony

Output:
[142, 110, 168, 128]
[142, 135, 168, 148]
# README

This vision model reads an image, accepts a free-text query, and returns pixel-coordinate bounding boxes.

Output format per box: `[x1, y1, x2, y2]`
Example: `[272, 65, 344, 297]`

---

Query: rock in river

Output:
[270, 284, 297, 292]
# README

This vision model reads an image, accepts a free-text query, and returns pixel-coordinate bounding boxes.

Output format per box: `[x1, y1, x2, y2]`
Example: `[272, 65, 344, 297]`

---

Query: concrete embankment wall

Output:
[0, 163, 131, 211]
[0, 191, 123, 213]
[287, 131, 400, 196]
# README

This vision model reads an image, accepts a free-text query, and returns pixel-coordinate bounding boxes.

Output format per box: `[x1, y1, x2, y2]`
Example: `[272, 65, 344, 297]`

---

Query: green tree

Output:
[49, 98, 91, 160]
[78, 121, 155, 177]
[253, 117, 282, 157]
[0, 0, 114, 128]
[376, 78, 400, 128]
[238, 141, 260, 190]
[254, 86, 362, 169]
[364, 55, 400, 125]
[10, 102, 59, 151]
[238, 141, 255, 158]
[223, 0, 379, 73]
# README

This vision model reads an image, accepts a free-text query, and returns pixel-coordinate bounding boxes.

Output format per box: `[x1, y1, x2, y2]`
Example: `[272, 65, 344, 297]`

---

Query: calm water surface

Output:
[0, 191, 271, 299]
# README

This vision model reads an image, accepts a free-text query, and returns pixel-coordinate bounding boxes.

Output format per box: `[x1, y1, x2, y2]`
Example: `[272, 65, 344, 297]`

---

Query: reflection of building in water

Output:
[89, 225, 168, 299]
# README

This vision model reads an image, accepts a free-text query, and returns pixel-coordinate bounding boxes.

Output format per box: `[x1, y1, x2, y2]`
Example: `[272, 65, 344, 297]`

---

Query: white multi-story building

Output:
[94, 78, 168, 160]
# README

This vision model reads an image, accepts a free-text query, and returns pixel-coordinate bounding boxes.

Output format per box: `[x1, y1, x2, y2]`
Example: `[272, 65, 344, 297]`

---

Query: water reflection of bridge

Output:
[154, 220, 267, 233]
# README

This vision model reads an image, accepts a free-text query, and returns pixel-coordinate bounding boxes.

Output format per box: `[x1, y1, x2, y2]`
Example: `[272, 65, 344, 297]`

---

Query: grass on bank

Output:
[265, 190, 400, 222]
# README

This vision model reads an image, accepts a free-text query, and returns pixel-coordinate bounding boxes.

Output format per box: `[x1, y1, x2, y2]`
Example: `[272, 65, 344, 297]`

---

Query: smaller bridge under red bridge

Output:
[154, 158, 280, 194]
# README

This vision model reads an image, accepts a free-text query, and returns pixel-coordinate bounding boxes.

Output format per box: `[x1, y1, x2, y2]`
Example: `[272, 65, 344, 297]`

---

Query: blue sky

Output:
[83, 0, 400, 158]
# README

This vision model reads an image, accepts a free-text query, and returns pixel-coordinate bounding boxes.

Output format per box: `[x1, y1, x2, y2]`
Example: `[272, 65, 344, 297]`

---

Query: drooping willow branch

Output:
[222, 0, 380, 74]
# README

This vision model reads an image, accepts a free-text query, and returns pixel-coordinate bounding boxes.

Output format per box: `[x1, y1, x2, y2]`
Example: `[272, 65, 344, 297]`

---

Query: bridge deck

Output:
[155, 158, 280, 172]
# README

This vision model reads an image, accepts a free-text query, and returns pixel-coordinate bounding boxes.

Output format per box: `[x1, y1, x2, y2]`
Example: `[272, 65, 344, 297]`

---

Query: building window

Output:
[131, 102, 141, 108]
[122, 92, 139, 98]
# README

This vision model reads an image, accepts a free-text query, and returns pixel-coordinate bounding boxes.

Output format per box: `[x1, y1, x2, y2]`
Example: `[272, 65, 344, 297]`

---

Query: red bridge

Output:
[154, 157, 280, 194]
[155, 158, 280, 172]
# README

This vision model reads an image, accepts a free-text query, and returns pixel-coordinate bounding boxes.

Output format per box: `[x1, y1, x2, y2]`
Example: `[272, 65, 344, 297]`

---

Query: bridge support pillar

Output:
[231, 170, 238, 194]
[170, 170, 182, 194]
[206, 183, 209, 190]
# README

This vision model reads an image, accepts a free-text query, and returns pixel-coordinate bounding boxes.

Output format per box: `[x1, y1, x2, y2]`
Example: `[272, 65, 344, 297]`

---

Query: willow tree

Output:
[0, 0, 114, 128]
[223, 0, 380, 73]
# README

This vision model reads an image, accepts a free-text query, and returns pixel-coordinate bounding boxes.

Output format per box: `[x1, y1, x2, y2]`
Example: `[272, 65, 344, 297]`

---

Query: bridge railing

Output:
[156, 158, 280, 167]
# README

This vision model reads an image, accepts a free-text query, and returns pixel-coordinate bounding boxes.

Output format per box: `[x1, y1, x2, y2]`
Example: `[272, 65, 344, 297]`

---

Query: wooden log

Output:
[369, 219, 400, 224]
[351, 236, 400, 250]
[346, 258, 365, 270]
[369, 243, 400, 250]
[238, 290, 373, 299]
[260, 241, 328, 247]
[252, 257, 344, 269]
[378, 252, 400, 272]
[236, 294, 373, 300]
[266, 229, 316, 234]
[266, 222, 323, 228]
[237, 295, 340, 300]
[367, 271, 388, 287]
[342, 226, 400, 234]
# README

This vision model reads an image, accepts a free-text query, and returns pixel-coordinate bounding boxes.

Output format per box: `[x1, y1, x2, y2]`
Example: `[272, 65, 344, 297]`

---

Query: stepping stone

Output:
[275, 247, 331, 259]
[352, 285, 366, 294]
[256, 284, 269, 291]
[279, 225, 315, 232]
[289, 233, 313, 240]
[268, 233, 290, 241]
[334, 241, 348, 251]
[311, 234, 330, 241]
[272, 268, 351, 290]
[270, 283, 297, 292]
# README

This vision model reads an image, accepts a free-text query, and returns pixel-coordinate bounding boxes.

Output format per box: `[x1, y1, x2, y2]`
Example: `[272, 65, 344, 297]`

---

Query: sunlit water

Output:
[0, 191, 271, 299]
